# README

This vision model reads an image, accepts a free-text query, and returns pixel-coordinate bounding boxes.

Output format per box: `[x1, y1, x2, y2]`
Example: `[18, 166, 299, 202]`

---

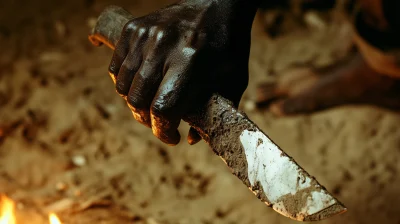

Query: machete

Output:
[88, 5, 346, 221]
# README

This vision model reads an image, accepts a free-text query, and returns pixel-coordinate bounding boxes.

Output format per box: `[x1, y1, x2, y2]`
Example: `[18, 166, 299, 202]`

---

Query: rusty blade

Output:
[88, 5, 347, 221]
[239, 127, 346, 221]
[184, 96, 347, 221]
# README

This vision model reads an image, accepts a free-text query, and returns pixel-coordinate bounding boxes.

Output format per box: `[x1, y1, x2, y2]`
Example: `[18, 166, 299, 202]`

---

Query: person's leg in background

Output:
[256, 0, 400, 116]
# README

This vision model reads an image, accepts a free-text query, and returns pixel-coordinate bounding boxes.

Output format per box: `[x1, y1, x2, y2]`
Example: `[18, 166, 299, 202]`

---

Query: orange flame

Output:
[0, 195, 16, 224]
[49, 213, 62, 224]
[0, 195, 62, 224]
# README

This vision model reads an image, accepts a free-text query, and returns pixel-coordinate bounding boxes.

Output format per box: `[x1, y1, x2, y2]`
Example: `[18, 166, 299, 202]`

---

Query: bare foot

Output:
[256, 53, 400, 116]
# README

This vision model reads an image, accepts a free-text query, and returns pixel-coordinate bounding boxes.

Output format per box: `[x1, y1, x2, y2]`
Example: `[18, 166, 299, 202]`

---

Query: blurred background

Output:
[1, 0, 400, 223]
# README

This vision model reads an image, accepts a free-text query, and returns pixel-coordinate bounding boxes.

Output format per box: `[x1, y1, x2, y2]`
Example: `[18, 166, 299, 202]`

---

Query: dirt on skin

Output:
[1, 0, 400, 224]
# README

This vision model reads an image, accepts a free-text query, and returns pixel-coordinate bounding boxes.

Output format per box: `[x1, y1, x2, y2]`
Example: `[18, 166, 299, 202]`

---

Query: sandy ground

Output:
[1, 0, 400, 223]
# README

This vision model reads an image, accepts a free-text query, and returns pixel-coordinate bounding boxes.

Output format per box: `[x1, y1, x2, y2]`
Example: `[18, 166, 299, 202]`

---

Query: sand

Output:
[1, 0, 400, 223]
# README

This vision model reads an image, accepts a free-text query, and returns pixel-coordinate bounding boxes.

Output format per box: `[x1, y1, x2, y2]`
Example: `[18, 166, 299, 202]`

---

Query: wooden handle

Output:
[89, 5, 134, 49]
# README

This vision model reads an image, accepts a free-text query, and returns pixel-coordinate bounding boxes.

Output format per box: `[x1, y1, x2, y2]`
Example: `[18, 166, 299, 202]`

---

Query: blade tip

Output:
[304, 203, 347, 222]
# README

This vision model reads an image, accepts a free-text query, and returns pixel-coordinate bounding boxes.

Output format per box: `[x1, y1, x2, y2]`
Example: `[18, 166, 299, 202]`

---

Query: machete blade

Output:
[185, 96, 347, 221]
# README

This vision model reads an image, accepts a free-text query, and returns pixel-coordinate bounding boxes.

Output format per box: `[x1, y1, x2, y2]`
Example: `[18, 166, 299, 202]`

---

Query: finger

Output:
[187, 127, 202, 145]
[115, 26, 149, 96]
[108, 21, 137, 84]
[150, 63, 196, 145]
[116, 50, 143, 96]
[126, 25, 173, 127]
[127, 58, 163, 128]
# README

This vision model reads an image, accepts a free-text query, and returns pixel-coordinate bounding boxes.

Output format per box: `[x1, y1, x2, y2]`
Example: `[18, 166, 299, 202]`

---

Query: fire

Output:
[0, 195, 16, 224]
[48, 213, 62, 224]
[0, 195, 62, 224]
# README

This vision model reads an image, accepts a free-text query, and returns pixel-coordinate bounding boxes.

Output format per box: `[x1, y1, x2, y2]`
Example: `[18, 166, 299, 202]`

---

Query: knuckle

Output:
[180, 47, 197, 61]
[115, 81, 128, 95]
[127, 90, 146, 109]
[149, 26, 173, 47]
[151, 101, 168, 117]
[151, 98, 177, 119]
[148, 25, 160, 37]
[127, 93, 141, 109]
[156, 30, 169, 46]
[136, 69, 147, 81]
[121, 61, 136, 72]
[127, 89, 148, 110]
[124, 21, 148, 39]
[137, 27, 147, 38]
[124, 21, 140, 33]
[153, 30, 165, 45]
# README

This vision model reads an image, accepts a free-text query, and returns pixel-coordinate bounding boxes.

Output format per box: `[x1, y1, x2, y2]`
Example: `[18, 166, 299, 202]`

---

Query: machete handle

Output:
[89, 5, 134, 49]
[88, 6, 346, 221]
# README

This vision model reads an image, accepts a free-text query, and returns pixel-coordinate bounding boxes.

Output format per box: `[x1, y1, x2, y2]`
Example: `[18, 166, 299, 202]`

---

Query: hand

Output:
[109, 0, 257, 145]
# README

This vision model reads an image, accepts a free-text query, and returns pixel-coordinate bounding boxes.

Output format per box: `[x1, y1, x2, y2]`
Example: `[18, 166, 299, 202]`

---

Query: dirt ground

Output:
[1, 0, 400, 223]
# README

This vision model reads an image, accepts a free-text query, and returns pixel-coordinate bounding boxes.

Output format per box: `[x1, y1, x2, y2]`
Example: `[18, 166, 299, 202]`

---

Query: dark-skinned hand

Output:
[109, 0, 259, 145]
